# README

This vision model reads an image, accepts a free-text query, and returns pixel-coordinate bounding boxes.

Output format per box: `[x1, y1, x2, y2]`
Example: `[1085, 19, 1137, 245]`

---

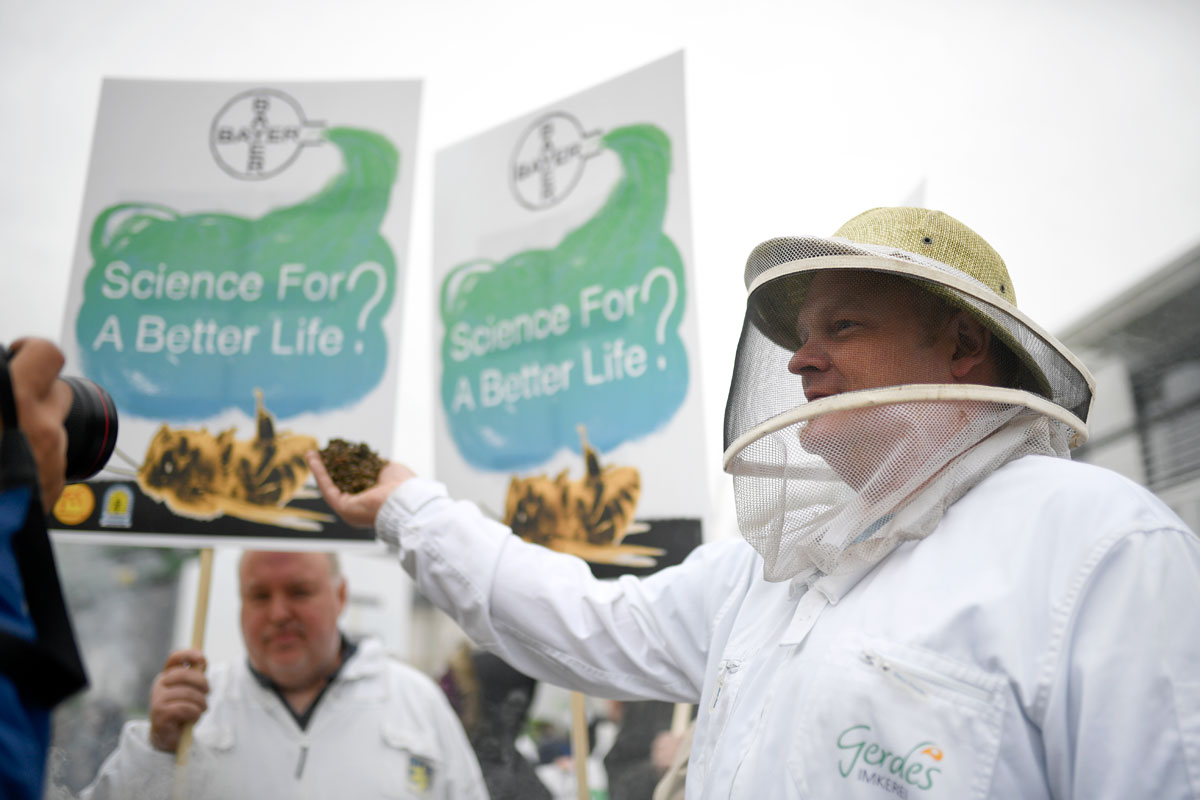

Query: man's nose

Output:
[267, 593, 292, 620]
[788, 339, 829, 374]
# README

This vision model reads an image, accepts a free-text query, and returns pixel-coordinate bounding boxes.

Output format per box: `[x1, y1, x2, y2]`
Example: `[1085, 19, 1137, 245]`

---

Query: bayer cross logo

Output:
[210, 89, 325, 180]
[510, 112, 602, 210]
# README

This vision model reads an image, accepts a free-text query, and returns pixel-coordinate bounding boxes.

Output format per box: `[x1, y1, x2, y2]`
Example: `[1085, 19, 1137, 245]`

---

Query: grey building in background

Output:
[1059, 240, 1200, 532]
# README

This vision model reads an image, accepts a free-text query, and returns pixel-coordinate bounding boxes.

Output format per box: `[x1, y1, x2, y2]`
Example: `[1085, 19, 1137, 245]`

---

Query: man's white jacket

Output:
[382, 454, 1200, 799]
[82, 637, 486, 800]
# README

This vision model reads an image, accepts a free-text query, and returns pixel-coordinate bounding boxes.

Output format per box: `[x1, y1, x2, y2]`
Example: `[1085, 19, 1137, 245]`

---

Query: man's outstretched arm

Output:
[305, 452, 727, 703]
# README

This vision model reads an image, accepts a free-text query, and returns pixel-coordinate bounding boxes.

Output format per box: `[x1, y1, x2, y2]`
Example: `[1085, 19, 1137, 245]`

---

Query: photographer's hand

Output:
[4, 339, 73, 509]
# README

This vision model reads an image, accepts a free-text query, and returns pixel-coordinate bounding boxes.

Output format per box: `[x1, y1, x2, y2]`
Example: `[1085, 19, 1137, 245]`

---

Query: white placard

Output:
[433, 53, 706, 573]
[53, 79, 421, 546]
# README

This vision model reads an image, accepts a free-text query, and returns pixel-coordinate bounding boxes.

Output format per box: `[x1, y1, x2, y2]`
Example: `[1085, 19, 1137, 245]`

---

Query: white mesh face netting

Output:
[722, 237, 1090, 581]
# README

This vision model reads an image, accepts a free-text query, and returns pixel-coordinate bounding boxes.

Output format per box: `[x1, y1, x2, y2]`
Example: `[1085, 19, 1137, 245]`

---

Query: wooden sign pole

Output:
[670, 702, 692, 736]
[570, 691, 591, 800]
[172, 548, 215, 799]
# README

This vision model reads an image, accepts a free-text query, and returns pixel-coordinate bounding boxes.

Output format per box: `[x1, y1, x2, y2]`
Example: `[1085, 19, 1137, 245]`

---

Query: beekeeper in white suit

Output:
[311, 207, 1200, 799]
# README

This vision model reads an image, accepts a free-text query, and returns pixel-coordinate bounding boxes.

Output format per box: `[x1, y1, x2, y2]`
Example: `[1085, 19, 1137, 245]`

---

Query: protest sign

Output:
[434, 53, 707, 577]
[52, 79, 420, 546]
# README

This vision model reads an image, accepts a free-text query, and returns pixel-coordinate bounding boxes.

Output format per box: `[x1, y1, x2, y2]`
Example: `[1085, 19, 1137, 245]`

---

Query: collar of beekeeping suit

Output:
[723, 207, 1095, 582]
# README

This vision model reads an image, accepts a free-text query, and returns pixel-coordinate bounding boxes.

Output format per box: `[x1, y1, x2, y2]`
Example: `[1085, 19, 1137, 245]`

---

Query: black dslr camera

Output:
[58, 375, 119, 481]
[0, 343, 119, 483]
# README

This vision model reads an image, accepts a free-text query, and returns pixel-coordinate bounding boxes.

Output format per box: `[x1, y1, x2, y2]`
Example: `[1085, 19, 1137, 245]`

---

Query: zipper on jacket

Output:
[711, 659, 742, 710]
[295, 744, 309, 779]
[862, 649, 993, 704]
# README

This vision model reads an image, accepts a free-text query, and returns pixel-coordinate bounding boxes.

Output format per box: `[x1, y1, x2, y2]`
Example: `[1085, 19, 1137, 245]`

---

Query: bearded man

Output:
[83, 551, 485, 799]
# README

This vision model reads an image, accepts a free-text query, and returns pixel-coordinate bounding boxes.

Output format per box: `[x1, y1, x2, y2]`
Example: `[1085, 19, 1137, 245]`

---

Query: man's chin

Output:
[255, 646, 308, 675]
[259, 659, 316, 689]
[799, 408, 902, 489]
[799, 414, 858, 477]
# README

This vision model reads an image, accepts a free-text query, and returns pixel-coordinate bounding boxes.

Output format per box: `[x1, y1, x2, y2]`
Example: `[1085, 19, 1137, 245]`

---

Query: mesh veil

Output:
[723, 231, 1093, 582]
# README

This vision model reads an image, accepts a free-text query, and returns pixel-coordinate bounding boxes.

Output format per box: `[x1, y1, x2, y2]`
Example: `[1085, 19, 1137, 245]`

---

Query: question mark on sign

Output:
[348, 261, 387, 354]
[639, 266, 678, 370]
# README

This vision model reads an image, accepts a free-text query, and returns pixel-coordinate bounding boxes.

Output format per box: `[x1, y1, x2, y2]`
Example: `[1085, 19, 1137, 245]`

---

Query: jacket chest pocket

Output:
[379, 722, 442, 799]
[788, 635, 1006, 800]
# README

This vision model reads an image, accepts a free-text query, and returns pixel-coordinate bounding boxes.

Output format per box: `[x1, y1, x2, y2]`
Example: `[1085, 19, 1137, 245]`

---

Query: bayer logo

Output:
[209, 88, 324, 180]
[509, 112, 601, 210]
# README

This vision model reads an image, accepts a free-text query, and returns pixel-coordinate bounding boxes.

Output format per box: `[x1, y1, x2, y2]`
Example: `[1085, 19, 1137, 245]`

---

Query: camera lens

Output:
[60, 377, 119, 481]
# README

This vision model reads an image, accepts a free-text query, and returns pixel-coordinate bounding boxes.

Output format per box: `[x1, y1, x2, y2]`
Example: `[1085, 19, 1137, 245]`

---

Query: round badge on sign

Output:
[53, 483, 96, 526]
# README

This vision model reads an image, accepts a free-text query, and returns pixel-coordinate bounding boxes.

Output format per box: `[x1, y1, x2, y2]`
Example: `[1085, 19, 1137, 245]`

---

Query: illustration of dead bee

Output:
[138, 389, 331, 531]
[504, 425, 663, 567]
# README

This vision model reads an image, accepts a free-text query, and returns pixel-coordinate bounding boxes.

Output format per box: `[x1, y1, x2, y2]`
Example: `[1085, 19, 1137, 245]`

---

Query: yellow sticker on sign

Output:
[100, 485, 134, 528]
[53, 483, 95, 526]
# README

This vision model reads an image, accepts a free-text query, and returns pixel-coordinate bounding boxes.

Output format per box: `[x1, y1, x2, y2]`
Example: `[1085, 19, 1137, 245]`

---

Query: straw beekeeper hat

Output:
[737, 206, 1095, 447]
[836, 206, 1017, 300]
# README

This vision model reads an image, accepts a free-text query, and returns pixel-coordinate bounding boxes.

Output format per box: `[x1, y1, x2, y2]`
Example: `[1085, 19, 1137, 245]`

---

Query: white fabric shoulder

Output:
[978, 454, 1189, 535]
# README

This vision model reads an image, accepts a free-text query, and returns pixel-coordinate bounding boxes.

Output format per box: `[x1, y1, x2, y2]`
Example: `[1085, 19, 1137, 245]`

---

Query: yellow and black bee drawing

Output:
[137, 389, 332, 531]
[504, 425, 663, 567]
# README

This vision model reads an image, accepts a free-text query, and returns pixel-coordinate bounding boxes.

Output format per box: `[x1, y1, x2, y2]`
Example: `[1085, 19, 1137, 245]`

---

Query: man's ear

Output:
[949, 312, 993, 380]
[335, 576, 348, 611]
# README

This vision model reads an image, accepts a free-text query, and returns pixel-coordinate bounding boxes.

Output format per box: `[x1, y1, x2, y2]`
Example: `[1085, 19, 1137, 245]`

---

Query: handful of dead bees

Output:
[319, 439, 386, 495]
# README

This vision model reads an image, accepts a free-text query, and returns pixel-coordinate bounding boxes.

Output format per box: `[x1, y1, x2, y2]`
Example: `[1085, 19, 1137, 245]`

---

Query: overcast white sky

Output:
[3, 0, 1198, 487]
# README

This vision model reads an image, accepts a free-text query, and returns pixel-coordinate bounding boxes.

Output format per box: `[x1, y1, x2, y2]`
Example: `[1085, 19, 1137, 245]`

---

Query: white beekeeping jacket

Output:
[380, 456, 1200, 800]
[81, 637, 486, 800]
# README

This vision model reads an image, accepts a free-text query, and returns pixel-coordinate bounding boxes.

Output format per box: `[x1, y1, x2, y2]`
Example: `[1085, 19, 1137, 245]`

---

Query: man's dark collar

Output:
[247, 634, 358, 731]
